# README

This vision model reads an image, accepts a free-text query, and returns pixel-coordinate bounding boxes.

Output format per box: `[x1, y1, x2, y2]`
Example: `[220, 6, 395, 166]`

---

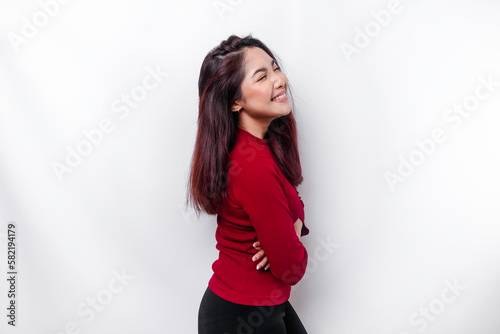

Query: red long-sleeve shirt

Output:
[208, 127, 309, 306]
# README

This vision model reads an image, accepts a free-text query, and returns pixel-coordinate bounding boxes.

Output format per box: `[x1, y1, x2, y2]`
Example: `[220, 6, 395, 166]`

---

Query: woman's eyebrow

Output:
[251, 59, 276, 78]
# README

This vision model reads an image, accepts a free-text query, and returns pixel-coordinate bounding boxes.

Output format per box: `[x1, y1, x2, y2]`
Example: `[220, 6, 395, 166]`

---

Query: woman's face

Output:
[232, 47, 291, 120]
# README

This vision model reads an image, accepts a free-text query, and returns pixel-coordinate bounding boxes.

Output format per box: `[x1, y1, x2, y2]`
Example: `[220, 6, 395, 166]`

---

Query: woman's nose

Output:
[273, 73, 285, 89]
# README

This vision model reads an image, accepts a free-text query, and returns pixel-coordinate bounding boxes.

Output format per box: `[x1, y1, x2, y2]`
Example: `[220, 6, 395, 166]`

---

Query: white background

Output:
[1, 0, 500, 333]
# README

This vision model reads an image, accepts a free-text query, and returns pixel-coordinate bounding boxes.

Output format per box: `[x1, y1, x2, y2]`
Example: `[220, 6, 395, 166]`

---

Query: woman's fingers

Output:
[252, 241, 270, 270]
[256, 256, 268, 270]
[252, 249, 264, 262]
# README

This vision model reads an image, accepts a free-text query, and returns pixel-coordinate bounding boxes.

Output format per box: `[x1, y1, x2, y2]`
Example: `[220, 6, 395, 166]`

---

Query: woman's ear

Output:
[231, 99, 243, 112]
[231, 101, 241, 112]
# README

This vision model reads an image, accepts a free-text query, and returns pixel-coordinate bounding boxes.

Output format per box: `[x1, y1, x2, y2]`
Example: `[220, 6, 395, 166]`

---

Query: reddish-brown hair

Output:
[186, 34, 303, 216]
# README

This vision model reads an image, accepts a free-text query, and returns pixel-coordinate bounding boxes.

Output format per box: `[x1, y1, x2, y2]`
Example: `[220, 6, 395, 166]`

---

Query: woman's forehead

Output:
[243, 47, 275, 74]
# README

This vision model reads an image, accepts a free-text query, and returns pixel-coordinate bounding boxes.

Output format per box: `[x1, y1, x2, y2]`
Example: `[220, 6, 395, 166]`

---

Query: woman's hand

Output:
[252, 219, 303, 270]
[294, 218, 303, 239]
[252, 241, 271, 270]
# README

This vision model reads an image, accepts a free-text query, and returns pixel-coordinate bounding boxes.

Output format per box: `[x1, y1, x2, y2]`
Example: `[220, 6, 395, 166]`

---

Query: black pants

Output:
[198, 286, 308, 334]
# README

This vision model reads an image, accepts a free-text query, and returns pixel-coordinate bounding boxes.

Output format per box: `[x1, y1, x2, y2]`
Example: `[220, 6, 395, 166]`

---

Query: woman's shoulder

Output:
[229, 137, 272, 166]
[227, 130, 283, 188]
[228, 152, 282, 186]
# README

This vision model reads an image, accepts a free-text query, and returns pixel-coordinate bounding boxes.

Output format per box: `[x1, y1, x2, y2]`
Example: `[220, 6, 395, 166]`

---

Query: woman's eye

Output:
[257, 67, 280, 82]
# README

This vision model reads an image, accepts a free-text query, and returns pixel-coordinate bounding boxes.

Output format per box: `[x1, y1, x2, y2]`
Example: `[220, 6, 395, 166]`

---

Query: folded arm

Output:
[232, 158, 308, 285]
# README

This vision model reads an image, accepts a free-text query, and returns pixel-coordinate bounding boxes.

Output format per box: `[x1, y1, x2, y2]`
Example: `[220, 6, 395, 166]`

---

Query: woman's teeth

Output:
[272, 93, 286, 101]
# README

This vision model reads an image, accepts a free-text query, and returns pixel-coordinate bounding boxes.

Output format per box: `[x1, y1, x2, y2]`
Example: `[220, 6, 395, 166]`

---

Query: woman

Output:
[187, 34, 309, 334]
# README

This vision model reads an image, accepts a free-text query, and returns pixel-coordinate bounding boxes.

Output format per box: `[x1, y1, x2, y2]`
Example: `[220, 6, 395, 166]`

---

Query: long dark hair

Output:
[186, 34, 303, 217]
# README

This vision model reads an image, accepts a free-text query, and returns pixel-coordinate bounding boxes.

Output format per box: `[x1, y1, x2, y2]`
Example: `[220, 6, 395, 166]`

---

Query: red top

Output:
[208, 127, 309, 306]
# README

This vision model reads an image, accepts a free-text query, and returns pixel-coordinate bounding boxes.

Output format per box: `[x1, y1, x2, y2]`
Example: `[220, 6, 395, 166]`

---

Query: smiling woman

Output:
[187, 35, 309, 334]
[231, 46, 293, 139]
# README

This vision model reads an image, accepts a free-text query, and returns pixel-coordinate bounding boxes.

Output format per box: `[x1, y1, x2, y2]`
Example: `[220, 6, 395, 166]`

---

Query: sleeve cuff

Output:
[300, 219, 309, 237]
[296, 187, 309, 237]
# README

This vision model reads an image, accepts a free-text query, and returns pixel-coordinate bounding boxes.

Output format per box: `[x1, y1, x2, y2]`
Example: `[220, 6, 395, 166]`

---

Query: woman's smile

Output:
[231, 46, 292, 134]
[271, 91, 288, 102]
